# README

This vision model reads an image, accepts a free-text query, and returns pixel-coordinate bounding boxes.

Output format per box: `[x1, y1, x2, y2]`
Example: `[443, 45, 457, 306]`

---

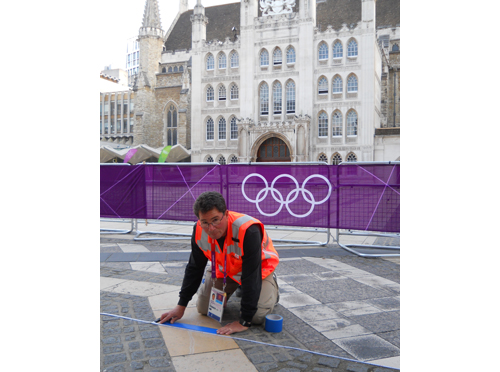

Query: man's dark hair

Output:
[193, 191, 227, 218]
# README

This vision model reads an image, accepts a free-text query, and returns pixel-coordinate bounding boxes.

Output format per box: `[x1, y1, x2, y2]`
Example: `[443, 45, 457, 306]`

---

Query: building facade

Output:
[126, 38, 141, 87]
[129, 0, 400, 163]
[100, 90, 135, 146]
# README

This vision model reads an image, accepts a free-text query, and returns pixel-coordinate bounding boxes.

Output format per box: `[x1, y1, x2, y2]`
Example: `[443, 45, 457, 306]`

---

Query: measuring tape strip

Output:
[100, 313, 399, 370]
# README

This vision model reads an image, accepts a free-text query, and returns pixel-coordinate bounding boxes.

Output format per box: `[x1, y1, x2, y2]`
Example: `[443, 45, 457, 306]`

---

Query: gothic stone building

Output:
[130, 0, 400, 164]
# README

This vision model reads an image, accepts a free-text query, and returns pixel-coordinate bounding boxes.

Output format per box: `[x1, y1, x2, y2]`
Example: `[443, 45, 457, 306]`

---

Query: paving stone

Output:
[148, 358, 171, 368]
[346, 363, 370, 372]
[348, 311, 399, 333]
[248, 353, 276, 364]
[317, 356, 341, 368]
[104, 365, 126, 372]
[257, 363, 279, 372]
[376, 330, 400, 348]
[286, 361, 308, 369]
[275, 259, 330, 275]
[293, 277, 392, 303]
[103, 345, 124, 354]
[333, 335, 400, 361]
[102, 336, 121, 344]
[130, 361, 144, 370]
[128, 341, 141, 350]
[103, 353, 128, 365]
[366, 297, 400, 311]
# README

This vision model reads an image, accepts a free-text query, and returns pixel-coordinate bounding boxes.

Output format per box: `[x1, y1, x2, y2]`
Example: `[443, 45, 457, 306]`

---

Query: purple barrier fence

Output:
[100, 163, 400, 233]
[100, 164, 147, 219]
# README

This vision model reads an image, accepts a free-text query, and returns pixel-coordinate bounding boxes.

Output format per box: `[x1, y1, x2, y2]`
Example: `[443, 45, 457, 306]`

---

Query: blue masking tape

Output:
[160, 321, 218, 334]
[265, 314, 283, 333]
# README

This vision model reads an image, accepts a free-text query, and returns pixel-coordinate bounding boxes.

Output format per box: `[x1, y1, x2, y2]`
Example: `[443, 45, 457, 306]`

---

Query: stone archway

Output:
[255, 136, 291, 162]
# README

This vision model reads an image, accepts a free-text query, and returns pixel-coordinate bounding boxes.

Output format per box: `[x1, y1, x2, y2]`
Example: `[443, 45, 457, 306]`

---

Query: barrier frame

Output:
[334, 161, 400, 257]
[100, 163, 136, 235]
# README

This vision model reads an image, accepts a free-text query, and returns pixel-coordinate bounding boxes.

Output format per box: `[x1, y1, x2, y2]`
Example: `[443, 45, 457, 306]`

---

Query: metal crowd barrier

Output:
[100, 161, 400, 256]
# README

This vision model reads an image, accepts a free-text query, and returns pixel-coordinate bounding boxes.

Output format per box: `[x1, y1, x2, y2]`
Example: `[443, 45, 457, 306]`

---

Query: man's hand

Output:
[158, 305, 186, 324]
[216, 320, 249, 335]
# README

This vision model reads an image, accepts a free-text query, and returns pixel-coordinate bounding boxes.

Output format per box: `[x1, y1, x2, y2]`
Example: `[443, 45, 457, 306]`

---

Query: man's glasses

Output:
[199, 213, 225, 229]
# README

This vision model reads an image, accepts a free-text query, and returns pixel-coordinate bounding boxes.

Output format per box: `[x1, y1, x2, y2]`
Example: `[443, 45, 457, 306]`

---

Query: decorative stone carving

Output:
[259, 0, 295, 16]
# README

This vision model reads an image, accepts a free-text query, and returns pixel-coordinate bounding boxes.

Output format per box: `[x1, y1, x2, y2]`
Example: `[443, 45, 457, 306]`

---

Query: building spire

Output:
[141, 0, 162, 30]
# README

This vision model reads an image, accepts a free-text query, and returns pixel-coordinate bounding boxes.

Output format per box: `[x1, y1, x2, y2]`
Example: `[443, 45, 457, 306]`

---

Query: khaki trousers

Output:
[196, 267, 279, 325]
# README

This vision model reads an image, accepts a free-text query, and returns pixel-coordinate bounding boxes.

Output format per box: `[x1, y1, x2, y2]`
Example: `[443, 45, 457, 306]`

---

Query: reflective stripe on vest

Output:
[195, 211, 279, 284]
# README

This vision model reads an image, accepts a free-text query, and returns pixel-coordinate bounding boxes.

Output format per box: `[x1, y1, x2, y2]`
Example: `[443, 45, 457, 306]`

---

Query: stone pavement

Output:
[100, 220, 400, 372]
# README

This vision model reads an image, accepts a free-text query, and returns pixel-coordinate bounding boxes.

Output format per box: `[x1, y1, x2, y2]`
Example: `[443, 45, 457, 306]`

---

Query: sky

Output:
[97, 0, 238, 72]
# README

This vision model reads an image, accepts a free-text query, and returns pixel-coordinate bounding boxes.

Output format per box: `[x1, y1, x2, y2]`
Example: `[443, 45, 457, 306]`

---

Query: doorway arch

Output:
[256, 136, 291, 162]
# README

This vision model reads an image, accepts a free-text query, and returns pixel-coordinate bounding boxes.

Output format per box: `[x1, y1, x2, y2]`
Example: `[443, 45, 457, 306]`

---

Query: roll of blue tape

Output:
[265, 314, 283, 333]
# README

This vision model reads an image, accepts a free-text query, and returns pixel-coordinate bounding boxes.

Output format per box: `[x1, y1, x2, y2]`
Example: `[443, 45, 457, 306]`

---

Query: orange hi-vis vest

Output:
[195, 211, 279, 285]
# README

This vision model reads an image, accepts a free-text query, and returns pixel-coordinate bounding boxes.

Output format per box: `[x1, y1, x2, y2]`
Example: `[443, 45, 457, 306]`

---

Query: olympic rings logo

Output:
[241, 173, 332, 218]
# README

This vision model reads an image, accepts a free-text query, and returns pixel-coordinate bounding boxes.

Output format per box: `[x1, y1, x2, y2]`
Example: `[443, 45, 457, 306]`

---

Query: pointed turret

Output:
[139, 0, 164, 37]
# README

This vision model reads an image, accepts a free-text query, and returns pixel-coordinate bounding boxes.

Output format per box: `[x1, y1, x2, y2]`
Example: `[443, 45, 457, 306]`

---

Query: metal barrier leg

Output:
[334, 229, 400, 258]
[100, 218, 135, 235]
[134, 220, 193, 241]
[270, 227, 330, 247]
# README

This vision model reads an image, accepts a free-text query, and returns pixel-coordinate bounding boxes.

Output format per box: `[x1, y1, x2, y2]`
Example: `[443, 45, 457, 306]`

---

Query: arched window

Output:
[318, 112, 328, 137]
[273, 48, 282, 65]
[347, 75, 358, 92]
[332, 111, 342, 137]
[333, 41, 343, 59]
[168, 66, 173, 73]
[286, 46, 296, 64]
[167, 104, 178, 146]
[179, 66, 184, 72]
[347, 152, 357, 162]
[230, 51, 239, 68]
[217, 155, 226, 165]
[218, 117, 226, 140]
[173, 66, 178, 72]
[230, 117, 238, 139]
[206, 54, 214, 70]
[260, 83, 269, 115]
[318, 42, 328, 60]
[286, 81, 295, 113]
[273, 81, 282, 114]
[229, 155, 238, 163]
[260, 49, 269, 66]
[206, 85, 214, 101]
[206, 155, 214, 162]
[218, 85, 226, 101]
[230, 84, 239, 100]
[206, 118, 214, 140]
[319, 154, 327, 163]
[218, 53, 227, 69]
[318, 77, 328, 94]
[332, 76, 343, 93]
[332, 153, 342, 165]
[392, 43, 399, 52]
[161, 67, 166, 73]
[347, 39, 358, 57]
[347, 110, 358, 136]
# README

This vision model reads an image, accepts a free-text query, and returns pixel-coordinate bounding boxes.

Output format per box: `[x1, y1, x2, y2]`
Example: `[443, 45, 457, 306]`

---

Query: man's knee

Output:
[252, 309, 271, 325]
[196, 294, 208, 315]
